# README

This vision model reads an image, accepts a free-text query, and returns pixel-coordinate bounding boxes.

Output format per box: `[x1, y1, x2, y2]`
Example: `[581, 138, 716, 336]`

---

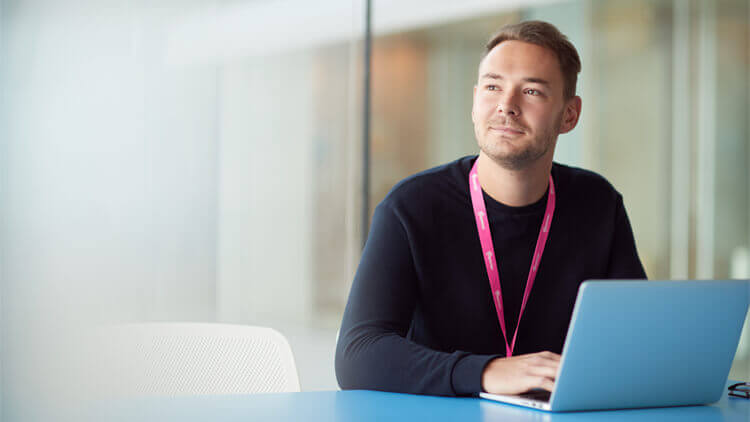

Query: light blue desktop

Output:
[105, 381, 748, 422]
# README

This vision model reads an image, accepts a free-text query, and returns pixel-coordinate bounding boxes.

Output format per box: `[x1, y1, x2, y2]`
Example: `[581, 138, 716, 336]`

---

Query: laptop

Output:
[479, 280, 750, 412]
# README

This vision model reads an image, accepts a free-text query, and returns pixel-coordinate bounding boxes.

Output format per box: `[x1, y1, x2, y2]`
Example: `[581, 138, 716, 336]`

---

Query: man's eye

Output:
[526, 89, 541, 96]
[486, 85, 499, 91]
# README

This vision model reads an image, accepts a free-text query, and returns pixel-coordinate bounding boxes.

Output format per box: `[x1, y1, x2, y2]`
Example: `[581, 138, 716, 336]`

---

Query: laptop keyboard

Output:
[519, 390, 552, 402]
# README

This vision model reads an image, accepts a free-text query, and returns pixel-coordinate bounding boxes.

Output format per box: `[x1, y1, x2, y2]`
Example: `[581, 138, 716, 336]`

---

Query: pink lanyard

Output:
[469, 160, 555, 357]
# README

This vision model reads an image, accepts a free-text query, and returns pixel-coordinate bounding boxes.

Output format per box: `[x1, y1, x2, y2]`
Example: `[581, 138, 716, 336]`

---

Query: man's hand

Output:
[481, 351, 561, 395]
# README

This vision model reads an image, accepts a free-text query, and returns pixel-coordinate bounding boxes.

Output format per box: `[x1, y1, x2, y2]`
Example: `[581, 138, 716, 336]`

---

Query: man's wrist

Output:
[451, 354, 503, 395]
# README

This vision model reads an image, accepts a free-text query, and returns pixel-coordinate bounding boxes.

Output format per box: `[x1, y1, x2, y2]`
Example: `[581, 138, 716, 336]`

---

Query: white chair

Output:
[103, 322, 300, 396]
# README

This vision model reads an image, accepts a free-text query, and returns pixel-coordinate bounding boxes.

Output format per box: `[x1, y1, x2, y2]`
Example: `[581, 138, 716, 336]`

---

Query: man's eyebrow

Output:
[479, 73, 551, 85]
[523, 77, 551, 85]
[479, 73, 502, 80]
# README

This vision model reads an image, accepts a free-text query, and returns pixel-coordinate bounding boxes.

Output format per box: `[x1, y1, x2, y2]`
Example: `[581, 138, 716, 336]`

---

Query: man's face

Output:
[472, 40, 580, 170]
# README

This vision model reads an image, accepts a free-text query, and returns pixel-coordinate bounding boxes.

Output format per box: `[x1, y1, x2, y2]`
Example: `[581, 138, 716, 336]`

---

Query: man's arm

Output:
[335, 202, 498, 396]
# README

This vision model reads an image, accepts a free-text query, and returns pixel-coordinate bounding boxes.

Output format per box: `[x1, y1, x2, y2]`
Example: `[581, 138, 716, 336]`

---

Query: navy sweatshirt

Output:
[335, 155, 647, 396]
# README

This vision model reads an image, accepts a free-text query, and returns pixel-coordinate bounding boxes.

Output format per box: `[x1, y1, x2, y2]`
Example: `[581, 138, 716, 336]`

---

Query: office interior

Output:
[0, 0, 748, 420]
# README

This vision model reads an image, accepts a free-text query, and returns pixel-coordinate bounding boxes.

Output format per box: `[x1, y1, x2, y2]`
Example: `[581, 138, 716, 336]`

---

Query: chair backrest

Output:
[104, 323, 300, 396]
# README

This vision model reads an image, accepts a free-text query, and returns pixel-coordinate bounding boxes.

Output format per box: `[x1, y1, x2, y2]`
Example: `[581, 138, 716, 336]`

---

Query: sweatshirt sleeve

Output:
[335, 201, 498, 396]
[606, 194, 648, 279]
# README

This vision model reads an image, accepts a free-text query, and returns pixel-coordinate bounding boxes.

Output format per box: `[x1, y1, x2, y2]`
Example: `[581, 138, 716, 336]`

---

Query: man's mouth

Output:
[489, 125, 525, 135]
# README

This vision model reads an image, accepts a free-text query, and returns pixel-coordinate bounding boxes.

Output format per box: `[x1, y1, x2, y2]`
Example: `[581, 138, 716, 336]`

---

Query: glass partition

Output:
[0, 0, 364, 419]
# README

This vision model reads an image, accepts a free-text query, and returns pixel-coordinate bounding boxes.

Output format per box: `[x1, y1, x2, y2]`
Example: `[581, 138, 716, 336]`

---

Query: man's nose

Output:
[496, 92, 520, 116]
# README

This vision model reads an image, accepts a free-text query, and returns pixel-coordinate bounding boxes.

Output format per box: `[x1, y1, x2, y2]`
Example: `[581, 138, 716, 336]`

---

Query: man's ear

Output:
[559, 96, 582, 134]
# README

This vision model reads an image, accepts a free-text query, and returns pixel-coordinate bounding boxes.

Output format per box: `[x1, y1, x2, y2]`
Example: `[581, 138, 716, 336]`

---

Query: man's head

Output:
[472, 21, 582, 171]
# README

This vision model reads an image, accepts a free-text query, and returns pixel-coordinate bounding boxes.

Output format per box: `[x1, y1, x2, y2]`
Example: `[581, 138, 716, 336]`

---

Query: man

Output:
[335, 20, 646, 397]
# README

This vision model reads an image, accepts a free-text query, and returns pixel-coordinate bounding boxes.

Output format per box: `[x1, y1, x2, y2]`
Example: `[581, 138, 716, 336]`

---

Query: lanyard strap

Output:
[469, 160, 556, 357]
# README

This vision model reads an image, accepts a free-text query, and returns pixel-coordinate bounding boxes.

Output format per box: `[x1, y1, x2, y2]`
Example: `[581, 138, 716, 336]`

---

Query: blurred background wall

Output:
[0, 0, 748, 420]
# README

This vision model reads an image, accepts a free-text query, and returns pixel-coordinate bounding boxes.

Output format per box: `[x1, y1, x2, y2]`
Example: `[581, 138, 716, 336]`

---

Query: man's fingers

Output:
[522, 376, 555, 393]
[481, 353, 560, 395]
[529, 355, 560, 367]
[534, 351, 561, 361]
[522, 355, 561, 371]
[518, 351, 560, 362]
[540, 377, 555, 392]
[527, 364, 558, 380]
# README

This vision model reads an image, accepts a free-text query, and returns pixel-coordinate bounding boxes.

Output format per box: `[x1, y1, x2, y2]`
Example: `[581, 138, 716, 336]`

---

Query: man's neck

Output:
[475, 152, 553, 207]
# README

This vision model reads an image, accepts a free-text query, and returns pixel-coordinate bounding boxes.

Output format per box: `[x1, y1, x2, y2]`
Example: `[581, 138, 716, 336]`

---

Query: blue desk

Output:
[108, 382, 748, 421]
